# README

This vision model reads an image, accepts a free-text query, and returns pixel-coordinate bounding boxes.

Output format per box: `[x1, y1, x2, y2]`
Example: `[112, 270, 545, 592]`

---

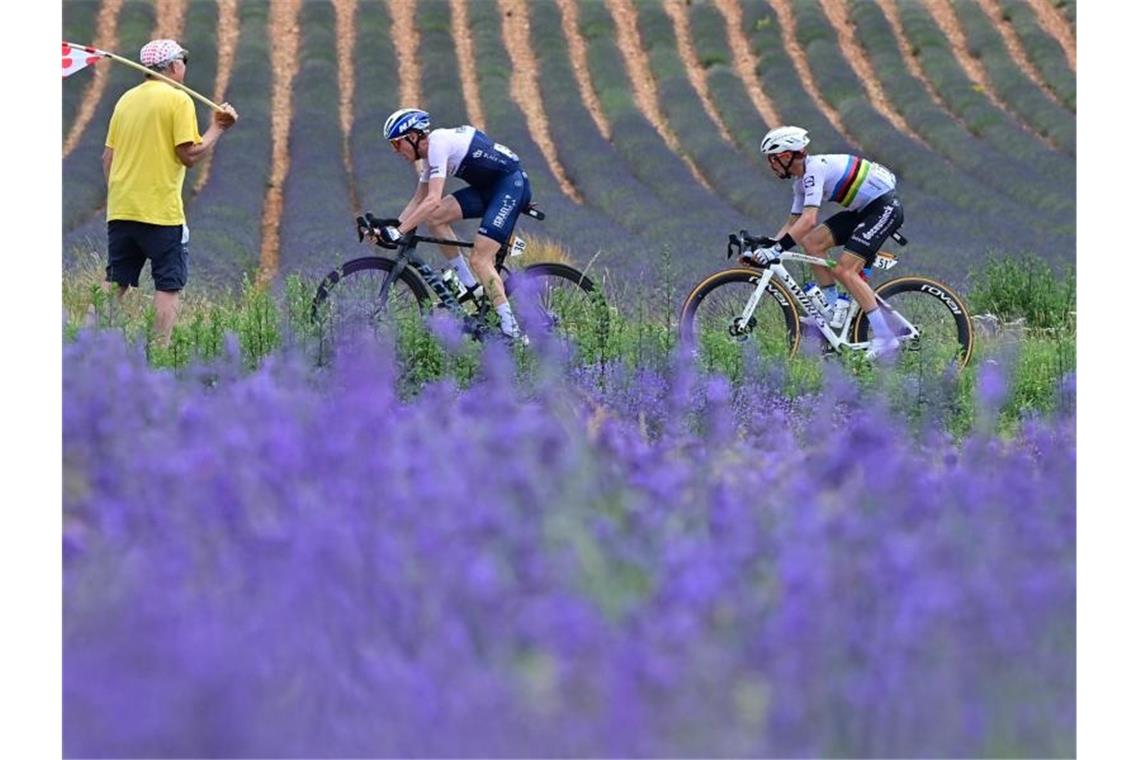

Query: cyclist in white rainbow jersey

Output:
[742, 126, 905, 358]
[377, 107, 531, 341]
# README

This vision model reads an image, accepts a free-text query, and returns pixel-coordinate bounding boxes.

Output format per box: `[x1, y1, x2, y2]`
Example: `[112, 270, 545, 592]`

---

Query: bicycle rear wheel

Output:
[851, 276, 974, 368]
[503, 262, 598, 340]
[310, 257, 432, 346]
[678, 268, 801, 372]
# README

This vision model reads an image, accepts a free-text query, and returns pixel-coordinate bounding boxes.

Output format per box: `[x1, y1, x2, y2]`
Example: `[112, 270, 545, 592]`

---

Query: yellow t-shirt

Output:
[105, 80, 201, 226]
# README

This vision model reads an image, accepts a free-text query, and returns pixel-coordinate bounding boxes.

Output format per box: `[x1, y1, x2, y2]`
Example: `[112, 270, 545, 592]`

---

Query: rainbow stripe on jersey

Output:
[830, 156, 869, 207]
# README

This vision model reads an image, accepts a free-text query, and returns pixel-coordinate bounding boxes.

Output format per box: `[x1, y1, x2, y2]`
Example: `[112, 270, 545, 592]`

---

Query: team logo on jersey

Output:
[493, 194, 516, 229]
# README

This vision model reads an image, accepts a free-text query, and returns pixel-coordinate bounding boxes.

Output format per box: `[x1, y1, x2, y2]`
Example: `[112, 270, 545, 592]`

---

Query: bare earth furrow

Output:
[876, 0, 968, 130]
[712, 0, 781, 128]
[754, 1, 1067, 270]
[662, 0, 735, 147]
[632, 2, 769, 219]
[499, 0, 584, 203]
[333, 0, 361, 214]
[153, 0, 188, 39]
[63, 0, 125, 160]
[1026, 0, 1076, 70]
[175, 1, 273, 287]
[949, 0, 1074, 153]
[460, 1, 628, 264]
[846, 1, 1073, 220]
[62, 1, 158, 240]
[554, 0, 612, 140]
[258, 0, 301, 285]
[450, 0, 487, 128]
[976, 0, 1064, 109]
[882, 0, 1071, 170]
[818, 0, 928, 147]
[348, 2, 418, 219]
[277, 1, 361, 279]
[192, 0, 241, 195]
[767, 0, 859, 150]
[921, 0, 1057, 150]
[604, 0, 713, 192]
[389, 0, 421, 107]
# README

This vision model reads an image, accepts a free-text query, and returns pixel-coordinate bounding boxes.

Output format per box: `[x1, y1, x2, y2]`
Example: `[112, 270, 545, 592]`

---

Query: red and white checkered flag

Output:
[62, 41, 107, 78]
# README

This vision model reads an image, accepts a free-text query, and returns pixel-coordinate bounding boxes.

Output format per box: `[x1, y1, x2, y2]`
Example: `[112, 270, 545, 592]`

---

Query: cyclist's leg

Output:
[431, 189, 484, 288]
[429, 190, 475, 261]
[832, 193, 904, 314]
[470, 170, 530, 308]
[800, 221, 839, 287]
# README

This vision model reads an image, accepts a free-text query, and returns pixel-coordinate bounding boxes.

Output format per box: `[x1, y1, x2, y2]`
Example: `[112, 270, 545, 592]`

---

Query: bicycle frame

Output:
[378, 234, 476, 318]
[741, 251, 920, 353]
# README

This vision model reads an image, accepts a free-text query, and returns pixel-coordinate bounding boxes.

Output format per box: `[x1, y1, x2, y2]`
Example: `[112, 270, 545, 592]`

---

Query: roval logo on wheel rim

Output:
[919, 283, 963, 315]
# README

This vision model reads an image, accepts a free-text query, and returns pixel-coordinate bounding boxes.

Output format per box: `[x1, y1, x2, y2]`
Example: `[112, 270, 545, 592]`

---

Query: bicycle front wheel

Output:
[504, 262, 599, 340]
[310, 257, 432, 345]
[678, 268, 801, 371]
[852, 276, 975, 368]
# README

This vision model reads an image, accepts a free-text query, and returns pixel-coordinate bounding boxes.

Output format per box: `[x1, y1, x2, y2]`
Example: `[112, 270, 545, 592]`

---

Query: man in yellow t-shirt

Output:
[103, 39, 239, 346]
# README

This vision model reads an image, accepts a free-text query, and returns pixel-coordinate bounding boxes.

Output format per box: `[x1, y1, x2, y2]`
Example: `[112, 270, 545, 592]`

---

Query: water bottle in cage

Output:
[830, 294, 851, 329]
[803, 282, 829, 314]
[441, 268, 468, 299]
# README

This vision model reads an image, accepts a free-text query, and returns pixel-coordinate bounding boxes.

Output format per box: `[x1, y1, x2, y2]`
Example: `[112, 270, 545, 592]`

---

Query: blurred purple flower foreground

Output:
[64, 331, 1074, 758]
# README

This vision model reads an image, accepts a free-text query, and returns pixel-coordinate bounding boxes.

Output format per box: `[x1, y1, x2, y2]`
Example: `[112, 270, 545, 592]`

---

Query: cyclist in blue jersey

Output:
[742, 126, 906, 358]
[377, 107, 532, 341]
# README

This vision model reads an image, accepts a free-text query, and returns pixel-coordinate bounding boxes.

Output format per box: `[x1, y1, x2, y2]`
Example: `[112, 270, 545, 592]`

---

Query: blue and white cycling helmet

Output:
[383, 107, 431, 141]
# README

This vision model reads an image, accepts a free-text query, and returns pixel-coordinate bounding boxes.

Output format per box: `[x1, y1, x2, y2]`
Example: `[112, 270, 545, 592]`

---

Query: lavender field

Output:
[62, 0, 1076, 288]
[61, 1, 1078, 755]
[63, 328, 1074, 757]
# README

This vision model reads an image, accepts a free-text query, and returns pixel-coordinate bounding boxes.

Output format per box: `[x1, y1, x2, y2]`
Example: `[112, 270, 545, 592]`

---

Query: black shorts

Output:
[450, 169, 532, 245]
[106, 220, 188, 292]
[823, 191, 904, 263]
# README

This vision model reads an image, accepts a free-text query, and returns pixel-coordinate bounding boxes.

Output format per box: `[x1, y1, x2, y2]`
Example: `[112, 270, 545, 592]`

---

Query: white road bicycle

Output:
[678, 229, 975, 368]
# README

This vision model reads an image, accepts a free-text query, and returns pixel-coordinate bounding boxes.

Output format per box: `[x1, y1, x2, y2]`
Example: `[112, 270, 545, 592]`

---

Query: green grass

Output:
[968, 254, 1075, 331]
[62, 250, 1075, 435]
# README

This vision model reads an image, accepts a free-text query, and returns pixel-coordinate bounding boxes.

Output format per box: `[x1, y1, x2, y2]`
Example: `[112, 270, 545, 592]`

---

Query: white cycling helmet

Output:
[760, 126, 810, 155]
[383, 107, 431, 141]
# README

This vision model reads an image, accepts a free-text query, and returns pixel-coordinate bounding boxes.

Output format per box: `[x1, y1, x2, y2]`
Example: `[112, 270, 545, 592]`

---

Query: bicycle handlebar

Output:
[355, 212, 474, 250]
[725, 225, 907, 263]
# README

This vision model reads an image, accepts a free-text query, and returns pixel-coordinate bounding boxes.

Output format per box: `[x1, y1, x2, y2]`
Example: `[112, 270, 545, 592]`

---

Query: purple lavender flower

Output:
[64, 329, 1075, 757]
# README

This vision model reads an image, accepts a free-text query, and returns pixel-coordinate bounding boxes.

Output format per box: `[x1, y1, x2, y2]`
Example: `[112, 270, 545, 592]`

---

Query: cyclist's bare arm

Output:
[398, 176, 448, 233]
[785, 207, 819, 243]
[396, 182, 429, 226]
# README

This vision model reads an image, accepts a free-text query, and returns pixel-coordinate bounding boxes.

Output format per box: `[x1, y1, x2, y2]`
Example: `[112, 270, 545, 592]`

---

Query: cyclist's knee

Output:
[428, 197, 461, 225]
[802, 224, 834, 254]
[833, 254, 864, 281]
[472, 233, 500, 258]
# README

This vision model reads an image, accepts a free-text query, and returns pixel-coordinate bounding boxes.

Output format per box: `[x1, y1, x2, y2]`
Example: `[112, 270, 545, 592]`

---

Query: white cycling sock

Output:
[450, 256, 479, 289]
[496, 302, 519, 334]
[866, 307, 892, 339]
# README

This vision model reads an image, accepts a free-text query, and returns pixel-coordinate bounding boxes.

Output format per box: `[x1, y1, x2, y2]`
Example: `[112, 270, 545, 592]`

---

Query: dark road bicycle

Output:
[311, 206, 598, 350]
[679, 227, 974, 369]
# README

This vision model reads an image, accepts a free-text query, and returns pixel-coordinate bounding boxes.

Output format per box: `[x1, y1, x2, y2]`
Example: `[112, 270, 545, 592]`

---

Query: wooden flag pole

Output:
[64, 41, 224, 111]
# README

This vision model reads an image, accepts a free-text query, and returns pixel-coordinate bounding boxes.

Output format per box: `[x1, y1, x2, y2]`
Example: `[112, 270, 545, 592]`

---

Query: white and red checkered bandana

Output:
[139, 39, 186, 69]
